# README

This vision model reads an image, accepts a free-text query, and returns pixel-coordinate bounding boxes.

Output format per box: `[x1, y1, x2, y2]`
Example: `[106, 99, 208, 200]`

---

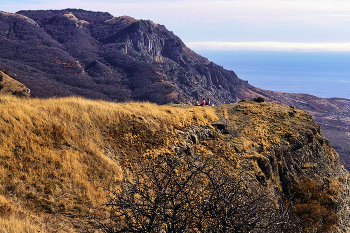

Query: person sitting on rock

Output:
[200, 98, 206, 106]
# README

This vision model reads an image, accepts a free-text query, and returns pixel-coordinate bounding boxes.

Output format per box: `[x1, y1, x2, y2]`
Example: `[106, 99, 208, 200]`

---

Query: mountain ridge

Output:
[0, 9, 254, 103]
[1, 9, 350, 170]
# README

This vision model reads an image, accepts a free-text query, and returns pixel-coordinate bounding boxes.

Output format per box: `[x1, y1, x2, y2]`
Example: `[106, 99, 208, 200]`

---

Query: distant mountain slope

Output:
[1, 9, 350, 169]
[0, 9, 248, 104]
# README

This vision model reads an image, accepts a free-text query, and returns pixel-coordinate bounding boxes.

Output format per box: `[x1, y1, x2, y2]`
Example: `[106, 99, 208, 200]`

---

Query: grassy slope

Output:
[0, 95, 218, 232]
[0, 95, 345, 232]
[0, 71, 30, 97]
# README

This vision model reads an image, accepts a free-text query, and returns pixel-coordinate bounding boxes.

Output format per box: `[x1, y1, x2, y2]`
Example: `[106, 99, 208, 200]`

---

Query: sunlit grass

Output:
[0, 94, 341, 231]
[0, 95, 218, 231]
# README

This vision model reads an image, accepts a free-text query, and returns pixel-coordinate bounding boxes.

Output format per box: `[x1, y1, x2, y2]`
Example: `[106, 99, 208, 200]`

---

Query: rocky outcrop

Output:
[171, 101, 350, 232]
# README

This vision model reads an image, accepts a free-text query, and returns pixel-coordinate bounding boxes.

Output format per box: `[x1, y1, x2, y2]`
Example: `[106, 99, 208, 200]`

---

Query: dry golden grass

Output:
[0, 95, 218, 231]
[0, 217, 43, 233]
[0, 95, 339, 231]
[302, 163, 314, 169]
[63, 12, 90, 27]
[0, 194, 45, 233]
[216, 101, 313, 152]
[0, 71, 30, 97]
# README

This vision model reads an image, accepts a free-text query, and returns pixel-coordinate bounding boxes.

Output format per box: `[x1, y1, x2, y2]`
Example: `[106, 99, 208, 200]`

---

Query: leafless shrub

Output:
[88, 153, 300, 233]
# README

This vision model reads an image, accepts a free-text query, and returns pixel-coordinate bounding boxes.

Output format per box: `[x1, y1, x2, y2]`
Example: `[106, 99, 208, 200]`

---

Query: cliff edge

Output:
[0, 96, 349, 232]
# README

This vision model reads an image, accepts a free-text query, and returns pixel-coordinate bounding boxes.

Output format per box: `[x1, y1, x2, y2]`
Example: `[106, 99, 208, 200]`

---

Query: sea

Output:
[195, 51, 350, 99]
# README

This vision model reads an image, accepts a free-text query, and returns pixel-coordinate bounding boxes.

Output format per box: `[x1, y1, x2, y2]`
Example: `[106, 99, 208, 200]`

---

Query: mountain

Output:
[0, 95, 349, 232]
[1, 9, 350, 170]
[0, 9, 246, 103]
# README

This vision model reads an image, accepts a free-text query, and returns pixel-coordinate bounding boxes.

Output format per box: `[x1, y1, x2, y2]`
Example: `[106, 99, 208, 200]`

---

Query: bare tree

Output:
[88, 153, 300, 233]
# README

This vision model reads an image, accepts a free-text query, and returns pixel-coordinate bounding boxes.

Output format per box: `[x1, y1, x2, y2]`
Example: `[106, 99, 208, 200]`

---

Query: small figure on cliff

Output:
[200, 98, 206, 106]
[206, 98, 211, 106]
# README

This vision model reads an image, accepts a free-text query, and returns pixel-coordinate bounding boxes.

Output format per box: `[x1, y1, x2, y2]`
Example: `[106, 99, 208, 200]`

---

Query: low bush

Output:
[290, 178, 339, 232]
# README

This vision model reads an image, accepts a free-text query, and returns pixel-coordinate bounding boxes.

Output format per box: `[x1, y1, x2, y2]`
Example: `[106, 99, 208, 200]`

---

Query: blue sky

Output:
[2, 0, 350, 52]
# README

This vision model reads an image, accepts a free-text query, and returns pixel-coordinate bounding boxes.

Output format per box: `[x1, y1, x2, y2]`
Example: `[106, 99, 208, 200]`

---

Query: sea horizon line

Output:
[186, 41, 350, 52]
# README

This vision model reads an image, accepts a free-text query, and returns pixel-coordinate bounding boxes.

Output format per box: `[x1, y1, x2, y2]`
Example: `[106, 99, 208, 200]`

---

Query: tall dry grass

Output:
[0, 193, 45, 233]
[0, 95, 340, 231]
[0, 95, 218, 231]
[0, 218, 39, 233]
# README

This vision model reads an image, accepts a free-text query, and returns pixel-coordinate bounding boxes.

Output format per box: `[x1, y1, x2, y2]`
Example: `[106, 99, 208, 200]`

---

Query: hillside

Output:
[0, 95, 349, 232]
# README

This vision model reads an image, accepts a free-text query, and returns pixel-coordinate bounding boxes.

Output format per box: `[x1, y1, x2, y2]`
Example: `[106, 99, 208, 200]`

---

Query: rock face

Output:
[176, 101, 350, 232]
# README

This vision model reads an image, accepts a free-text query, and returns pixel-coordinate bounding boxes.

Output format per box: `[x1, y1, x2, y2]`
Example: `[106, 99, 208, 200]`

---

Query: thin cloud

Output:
[2, 0, 350, 45]
[4, 0, 350, 24]
[186, 41, 350, 52]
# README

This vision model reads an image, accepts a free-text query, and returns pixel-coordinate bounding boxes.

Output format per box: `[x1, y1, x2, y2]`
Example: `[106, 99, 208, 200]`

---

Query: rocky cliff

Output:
[0, 96, 349, 232]
[213, 101, 350, 232]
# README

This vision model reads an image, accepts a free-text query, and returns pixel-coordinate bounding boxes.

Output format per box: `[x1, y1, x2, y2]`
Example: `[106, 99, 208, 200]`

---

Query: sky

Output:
[2, 0, 350, 52]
